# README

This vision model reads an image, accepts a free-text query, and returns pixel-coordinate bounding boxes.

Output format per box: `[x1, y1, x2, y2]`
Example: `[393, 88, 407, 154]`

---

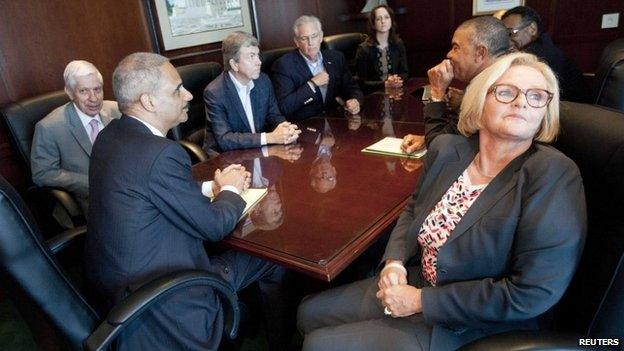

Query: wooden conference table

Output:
[192, 79, 428, 281]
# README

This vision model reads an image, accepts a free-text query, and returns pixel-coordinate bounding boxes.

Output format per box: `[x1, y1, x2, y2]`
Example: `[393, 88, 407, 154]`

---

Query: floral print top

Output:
[417, 169, 488, 285]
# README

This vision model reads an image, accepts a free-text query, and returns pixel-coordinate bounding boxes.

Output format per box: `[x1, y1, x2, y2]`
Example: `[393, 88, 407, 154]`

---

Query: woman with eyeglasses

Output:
[297, 53, 586, 351]
[355, 5, 409, 94]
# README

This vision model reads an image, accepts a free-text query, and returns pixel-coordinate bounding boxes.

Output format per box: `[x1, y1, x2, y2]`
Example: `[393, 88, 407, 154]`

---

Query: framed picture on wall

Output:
[146, 0, 259, 51]
[473, 0, 525, 16]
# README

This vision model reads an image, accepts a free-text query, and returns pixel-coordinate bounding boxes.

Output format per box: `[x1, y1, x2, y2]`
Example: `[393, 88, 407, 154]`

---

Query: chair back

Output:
[0, 175, 99, 350]
[553, 102, 624, 333]
[171, 62, 222, 145]
[322, 33, 367, 73]
[0, 90, 69, 172]
[588, 252, 624, 342]
[593, 38, 624, 112]
[261, 46, 295, 74]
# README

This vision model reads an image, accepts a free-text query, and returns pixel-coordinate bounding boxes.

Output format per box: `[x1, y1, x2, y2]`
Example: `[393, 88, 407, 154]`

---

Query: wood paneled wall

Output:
[392, 0, 624, 77]
[0, 0, 623, 189]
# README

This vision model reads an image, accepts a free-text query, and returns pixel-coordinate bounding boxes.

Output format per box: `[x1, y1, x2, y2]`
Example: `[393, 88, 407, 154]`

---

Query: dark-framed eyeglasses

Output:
[507, 23, 530, 36]
[489, 84, 554, 108]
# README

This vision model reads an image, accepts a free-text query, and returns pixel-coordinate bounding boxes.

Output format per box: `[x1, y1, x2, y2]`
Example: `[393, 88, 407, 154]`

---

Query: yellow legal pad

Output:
[362, 137, 427, 158]
[212, 187, 268, 221]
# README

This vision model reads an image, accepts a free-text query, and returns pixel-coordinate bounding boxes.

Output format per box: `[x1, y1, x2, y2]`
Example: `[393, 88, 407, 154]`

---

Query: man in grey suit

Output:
[31, 60, 120, 214]
[204, 31, 300, 152]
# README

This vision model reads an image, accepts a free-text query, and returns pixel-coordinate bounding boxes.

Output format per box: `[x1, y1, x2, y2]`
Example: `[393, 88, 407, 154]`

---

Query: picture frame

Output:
[146, 0, 259, 52]
[472, 0, 525, 16]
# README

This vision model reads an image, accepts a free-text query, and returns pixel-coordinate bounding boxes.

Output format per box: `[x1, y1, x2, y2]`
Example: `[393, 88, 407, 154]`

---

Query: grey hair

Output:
[63, 60, 103, 89]
[292, 15, 323, 37]
[113, 52, 169, 112]
[222, 31, 259, 71]
[458, 16, 510, 57]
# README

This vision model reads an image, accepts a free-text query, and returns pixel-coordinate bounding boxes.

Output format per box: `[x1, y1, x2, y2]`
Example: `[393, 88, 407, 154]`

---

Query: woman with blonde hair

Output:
[297, 53, 586, 351]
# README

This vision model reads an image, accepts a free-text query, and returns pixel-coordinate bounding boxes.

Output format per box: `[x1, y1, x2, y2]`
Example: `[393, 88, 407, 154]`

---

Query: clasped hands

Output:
[212, 164, 251, 195]
[376, 261, 422, 318]
[384, 74, 404, 89]
[267, 144, 303, 163]
[268, 121, 301, 145]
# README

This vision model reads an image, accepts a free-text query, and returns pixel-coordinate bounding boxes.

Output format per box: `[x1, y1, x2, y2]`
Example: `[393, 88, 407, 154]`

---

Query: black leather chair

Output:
[322, 33, 368, 74]
[592, 38, 624, 112]
[171, 62, 222, 163]
[459, 102, 624, 350]
[260, 46, 295, 74]
[0, 90, 84, 229]
[0, 174, 240, 350]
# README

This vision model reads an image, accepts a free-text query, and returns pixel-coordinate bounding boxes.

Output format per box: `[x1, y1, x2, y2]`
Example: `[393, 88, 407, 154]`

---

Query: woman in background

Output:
[356, 5, 409, 94]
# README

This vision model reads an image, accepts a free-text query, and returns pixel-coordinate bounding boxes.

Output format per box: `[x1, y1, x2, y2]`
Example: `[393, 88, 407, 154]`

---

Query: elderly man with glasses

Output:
[271, 15, 363, 121]
[502, 6, 591, 103]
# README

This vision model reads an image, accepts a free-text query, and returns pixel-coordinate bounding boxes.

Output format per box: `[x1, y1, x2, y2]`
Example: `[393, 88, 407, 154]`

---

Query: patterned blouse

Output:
[417, 169, 488, 285]
[376, 45, 391, 81]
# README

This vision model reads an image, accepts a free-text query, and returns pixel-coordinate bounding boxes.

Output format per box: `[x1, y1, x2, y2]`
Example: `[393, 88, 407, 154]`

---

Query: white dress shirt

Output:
[228, 72, 268, 145]
[301, 51, 327, 102]
[127, 115, 239, 197]
[74, 103, 103, 143]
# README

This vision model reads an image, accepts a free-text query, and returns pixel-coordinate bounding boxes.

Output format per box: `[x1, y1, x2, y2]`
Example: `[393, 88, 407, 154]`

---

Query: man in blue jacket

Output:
[272, 15, 363, 120]
[204, 31, 300, 152]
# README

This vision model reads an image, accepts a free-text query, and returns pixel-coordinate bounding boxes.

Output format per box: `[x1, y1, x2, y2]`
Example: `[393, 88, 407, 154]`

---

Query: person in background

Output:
[297, 53, 586, 351]
[31, 60, 120, 216]
[272, 15, 363, 120]
[502, 6, 591, 103]
[203, 31, 300, 153]
[355, 4, 409, 94]
[401, 16, 510, 154]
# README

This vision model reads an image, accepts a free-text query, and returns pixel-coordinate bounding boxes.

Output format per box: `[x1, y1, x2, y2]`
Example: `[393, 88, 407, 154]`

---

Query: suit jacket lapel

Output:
[322, 51, 336, 104]
[445, 142, 536, 245]
[65, 103, 93, 156]
[413, 140, 474, 233]
[224, 74, 253, 132]
[250, 83, 262, 131]
[294, 52, 323, 102]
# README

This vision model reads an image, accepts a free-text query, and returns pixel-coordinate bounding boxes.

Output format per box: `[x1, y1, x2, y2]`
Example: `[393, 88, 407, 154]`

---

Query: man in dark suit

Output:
[271, 15, 363, 120]
[31, 60, 120, 215]
[85, 52, 288, 351]
[502, 6, 591, 103]
[204, 31, 300, 152]
[401, 16, 510, 153]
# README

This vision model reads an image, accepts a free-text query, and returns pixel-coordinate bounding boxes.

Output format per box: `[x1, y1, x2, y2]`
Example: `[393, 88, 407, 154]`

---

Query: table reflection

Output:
[191, 79, 429, 280]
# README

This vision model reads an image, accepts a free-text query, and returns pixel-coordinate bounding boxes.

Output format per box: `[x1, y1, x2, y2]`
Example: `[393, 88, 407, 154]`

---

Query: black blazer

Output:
[203, 72, 285, 152]
[271, 49, 363, 121]
[383, 134, 586, 350]
[86, 116, 246, 350]
[355, 39, 409, 93]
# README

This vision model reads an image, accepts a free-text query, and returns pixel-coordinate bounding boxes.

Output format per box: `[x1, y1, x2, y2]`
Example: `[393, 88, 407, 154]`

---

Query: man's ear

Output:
[527, 21, 539, 39]
[475, 44, 488, 62]
[229, 58, 238, 72]
[64, 87, 74, 101]
[139, 93, 155, 112]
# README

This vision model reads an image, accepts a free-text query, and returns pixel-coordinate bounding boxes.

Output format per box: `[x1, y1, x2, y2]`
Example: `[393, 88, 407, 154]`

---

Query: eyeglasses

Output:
[489, 84, 554, 108]
[507, 23, 530, 36]
[296, 32, 320, 43]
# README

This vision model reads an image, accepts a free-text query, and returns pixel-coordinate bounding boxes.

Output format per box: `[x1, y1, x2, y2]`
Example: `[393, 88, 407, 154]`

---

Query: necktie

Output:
[89, 119, 100, 143]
